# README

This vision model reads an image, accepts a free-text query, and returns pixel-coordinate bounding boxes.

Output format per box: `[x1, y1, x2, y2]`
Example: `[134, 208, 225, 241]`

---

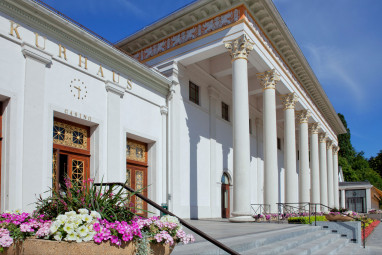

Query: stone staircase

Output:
[172, 225, 368, 255]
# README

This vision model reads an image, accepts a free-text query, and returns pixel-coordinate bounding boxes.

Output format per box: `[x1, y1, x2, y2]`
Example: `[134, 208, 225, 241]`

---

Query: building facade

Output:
[0, 0, 346, 220]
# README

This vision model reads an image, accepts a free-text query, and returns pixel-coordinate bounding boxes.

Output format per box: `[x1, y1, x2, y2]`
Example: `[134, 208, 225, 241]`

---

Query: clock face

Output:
[70, 79, 87, 100]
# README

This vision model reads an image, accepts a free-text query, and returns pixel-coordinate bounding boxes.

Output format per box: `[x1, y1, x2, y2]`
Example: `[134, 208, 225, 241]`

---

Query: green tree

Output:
[337, 113, 356, 164]
[369, 150, 382, 176]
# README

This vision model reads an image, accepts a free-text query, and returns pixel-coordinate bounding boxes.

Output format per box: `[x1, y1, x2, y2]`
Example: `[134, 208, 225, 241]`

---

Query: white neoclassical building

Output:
[0, 0, 346, 221]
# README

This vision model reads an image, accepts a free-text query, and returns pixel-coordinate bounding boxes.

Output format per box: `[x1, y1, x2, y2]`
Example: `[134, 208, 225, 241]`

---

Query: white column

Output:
[281, 93, 298, 204]
[208, 86, 219, 218]
[105, 81, 126, 182]
[257, 69, 281, 213]
[327, 141, 334, 208]
[296, 110, 311, 204]
[319, 133, 328, 210]
[309, 123, 320, 208]
[333, 146, 340, 209]
[225, 35, 254, 222]
[340, 189, 346, 209]
[21, 44, 52, 212]
[160, 106, 168, 205]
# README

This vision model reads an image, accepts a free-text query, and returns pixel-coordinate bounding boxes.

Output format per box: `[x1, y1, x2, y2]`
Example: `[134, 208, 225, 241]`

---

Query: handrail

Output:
[94, 182, 240, 255]
[277, 202, 367, 249]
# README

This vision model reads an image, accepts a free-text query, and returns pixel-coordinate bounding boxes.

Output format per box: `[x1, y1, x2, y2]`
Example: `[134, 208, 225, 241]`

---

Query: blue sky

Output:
[42, 0, 382, 158]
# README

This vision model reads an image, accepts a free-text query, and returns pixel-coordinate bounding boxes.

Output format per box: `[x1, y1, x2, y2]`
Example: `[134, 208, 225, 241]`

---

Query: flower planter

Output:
[324, 214, 353, 222]
[3, 239, 174, 255]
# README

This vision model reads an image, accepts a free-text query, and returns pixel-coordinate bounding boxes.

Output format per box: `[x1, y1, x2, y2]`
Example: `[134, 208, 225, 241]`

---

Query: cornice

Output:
[0, 0, 171, 96]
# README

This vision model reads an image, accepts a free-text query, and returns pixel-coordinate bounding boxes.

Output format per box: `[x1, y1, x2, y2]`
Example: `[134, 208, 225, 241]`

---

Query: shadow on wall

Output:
[186, 116, 201, 219]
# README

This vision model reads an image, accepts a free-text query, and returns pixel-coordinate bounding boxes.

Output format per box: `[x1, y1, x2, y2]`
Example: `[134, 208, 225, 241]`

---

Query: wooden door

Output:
[126, 164, 148, 217]
[221, 184, 230, 218]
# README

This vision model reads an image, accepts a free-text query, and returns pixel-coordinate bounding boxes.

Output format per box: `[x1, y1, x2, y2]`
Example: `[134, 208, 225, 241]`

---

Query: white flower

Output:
[63, 223, 75, 234]
[73, 217, 83, 227]
[82, 214, 93, 223]
[78, 208, 89, 215]
[49, 224, 58, 234]
[66, 232, 77, 241]
[160, 215, 180, 225]
[76, 225, 89, 237]
[53, 232, 62, 241]
[65, 211, 76, 217]
[83, 233, 93, 242]
[90, 211, 101, 219]
[76, 236, 83, 243]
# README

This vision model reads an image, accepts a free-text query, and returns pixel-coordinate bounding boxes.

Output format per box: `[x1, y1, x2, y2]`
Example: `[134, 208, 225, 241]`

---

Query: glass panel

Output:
[126, 140, 146, 163]
[136, 148, 143, 159]
[53, 126, 65, 140]
[72, 159, 84, 186]
[224, 190, 228, 209]
[72, 131, 84, 145]
[126, 145, 130, 157]
[221, 174, 229, 184]
[135, 170, 144, 211]
[126, 169, 131, 187]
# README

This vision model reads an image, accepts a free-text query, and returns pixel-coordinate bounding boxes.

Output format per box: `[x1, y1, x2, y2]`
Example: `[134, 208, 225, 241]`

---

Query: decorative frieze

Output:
[296, 110, 311, 124]
[309, 123, 320, 134]
[280, 93, 298, 110]
[256, 69, 280, 90]
[224, 34, 254, 61]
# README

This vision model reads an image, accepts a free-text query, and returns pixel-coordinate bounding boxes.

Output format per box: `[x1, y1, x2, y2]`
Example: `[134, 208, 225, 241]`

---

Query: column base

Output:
[229, 215, 255, 223]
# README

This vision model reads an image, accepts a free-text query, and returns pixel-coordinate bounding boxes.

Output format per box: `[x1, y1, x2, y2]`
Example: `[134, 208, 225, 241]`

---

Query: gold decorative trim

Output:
[309, 123, 320, 134]
[52, 151, 57, 188]
[319, 133, 328, 143]
[296, 110, 311, 124]
[126, 168, 131, 187]
[53, 121, 88, 150]
[126, 140, 146, 163]
[281, 93, 298, 110]
[135, 170, 144, 211]
[72, 159, 85, 186]
[257, 69, 280, 90]
[224, 34, 253, 61]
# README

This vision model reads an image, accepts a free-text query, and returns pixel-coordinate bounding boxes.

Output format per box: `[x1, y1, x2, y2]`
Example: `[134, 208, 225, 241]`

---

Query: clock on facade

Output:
[70, 78, 87, 100]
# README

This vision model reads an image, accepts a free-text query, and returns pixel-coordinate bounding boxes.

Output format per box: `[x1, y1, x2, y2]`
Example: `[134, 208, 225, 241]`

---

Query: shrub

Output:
[288, 216, 327, 224]
[34, 178, 136, 222]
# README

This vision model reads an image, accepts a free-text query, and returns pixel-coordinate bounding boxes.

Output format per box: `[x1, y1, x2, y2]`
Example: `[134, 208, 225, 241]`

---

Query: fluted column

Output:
[257, 69, 280, 213]
[309, 123, 320, 209]
[340, 190, 346, 209]
[297, 110, 311, 204]
[225, 35, 254, 222]
[281, 93, 298, 204]
[333, 146, 340, 209]
[327, 141, 334, 208]
[319, 133, 328, 210]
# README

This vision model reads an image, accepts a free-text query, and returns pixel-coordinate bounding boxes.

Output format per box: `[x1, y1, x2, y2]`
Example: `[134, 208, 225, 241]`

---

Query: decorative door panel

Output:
[68, 154, 89, 187]
[126, 164, 148, 217]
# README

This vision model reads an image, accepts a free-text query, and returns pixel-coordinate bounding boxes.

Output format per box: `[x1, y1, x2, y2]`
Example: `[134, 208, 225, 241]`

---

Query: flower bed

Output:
[288, 216, 327, 224]
[362, 219, 380, 240]
[0, 178, 195, 254]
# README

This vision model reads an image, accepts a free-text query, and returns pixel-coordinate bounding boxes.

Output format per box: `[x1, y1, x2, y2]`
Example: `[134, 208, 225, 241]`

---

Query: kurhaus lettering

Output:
[8, 20, 133, 89]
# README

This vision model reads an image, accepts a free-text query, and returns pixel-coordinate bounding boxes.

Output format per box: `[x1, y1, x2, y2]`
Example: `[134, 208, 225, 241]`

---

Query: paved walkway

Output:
[365, 222, 382, 255]
[181, 219, 298, 243]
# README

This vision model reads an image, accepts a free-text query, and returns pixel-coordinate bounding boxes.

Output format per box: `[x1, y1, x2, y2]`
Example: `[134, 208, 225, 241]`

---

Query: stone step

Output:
[311, 237, 349, 255]
[280, 233, 341, 255]
[336, 242, 368, 255]
[172, 225, 319, 255]
[242, 228, 330, 255]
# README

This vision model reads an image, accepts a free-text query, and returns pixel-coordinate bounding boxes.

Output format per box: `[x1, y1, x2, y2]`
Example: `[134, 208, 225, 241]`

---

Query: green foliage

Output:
[337, 113, 382, 190]
[369, 150, 382, 176]
[34, 178, 136, 222]
[288, 216, 327, 224]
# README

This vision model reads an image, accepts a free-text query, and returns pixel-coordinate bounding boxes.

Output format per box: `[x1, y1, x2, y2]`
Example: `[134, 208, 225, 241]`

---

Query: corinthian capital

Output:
[296, 110, 311, 124]
[333, 146, 340, 154]
[326, 140, 333, 150]
[224, 35, 254, 61]
[319, 133, 328, 143]
[256, 69, 280, 90]
[309, 123, 320, 134]
[280, 93, 298, 110]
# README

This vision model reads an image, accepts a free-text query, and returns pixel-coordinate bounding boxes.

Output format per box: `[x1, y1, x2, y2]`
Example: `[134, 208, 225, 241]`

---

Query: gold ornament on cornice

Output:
[326, 140, 333, 150]
[319, 133, 328, 143]
[256, 69, 280, 90]
[309, 123, 320, 134]
[296, 110, 311, 124]
[280, 93, 298, 110]
[224, 34, 254, 62]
